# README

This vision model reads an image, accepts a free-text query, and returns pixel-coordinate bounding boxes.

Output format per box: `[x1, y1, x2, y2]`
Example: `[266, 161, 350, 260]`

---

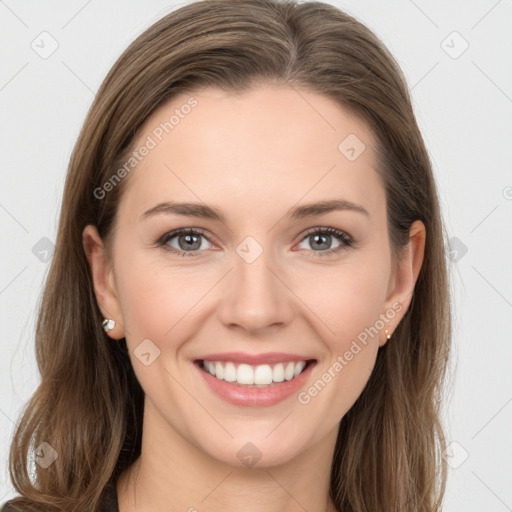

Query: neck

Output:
[117, 400, 339, 512]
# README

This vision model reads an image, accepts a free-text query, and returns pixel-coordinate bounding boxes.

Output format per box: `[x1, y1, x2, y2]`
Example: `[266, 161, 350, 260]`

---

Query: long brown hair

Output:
[5, 1, 451, 510]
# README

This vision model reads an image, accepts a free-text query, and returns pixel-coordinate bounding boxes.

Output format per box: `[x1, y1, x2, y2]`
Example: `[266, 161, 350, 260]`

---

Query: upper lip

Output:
[195, 352, 316, 366]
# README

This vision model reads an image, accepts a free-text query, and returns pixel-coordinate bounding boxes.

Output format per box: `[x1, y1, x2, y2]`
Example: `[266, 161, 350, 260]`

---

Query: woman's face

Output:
[84, 84, 424, 467]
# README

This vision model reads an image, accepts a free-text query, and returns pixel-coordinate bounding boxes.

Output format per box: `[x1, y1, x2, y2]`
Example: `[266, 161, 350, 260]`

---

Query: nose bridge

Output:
[217, 233, 293, 331]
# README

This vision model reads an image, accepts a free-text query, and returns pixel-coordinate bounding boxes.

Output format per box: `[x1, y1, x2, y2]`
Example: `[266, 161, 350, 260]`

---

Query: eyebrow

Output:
[139, 199, 369, 223]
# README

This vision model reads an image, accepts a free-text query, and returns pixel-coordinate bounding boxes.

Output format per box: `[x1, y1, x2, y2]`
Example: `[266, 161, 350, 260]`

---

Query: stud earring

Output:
[102, 318, 116, 332]
[385, 329, 392, 340]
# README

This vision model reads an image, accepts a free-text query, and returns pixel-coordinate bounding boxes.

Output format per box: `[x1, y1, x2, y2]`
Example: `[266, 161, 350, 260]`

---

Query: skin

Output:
[83, 84, 425, 512]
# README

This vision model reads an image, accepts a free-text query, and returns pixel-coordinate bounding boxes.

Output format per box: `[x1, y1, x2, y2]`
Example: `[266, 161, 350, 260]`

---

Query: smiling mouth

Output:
[194, 359, 317, 388]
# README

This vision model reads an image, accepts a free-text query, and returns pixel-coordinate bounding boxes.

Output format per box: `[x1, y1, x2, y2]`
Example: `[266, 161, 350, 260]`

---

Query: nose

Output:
[216, 242, 294, 334]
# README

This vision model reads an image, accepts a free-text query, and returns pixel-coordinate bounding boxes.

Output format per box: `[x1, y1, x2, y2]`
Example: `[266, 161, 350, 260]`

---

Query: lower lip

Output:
[193, 360, 317, 408]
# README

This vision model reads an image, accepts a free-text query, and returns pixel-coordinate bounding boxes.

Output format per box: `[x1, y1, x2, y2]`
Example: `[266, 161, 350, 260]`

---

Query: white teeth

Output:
[215, 362, 224, 380]
[272, 363, 285, 382]
[294, 360, 306, 377]
[201, 360, 310, 386]
[223, 362, 237, 382]
[237, 364, 254, 385]
[254, 364, 273, 385]
[284, 362, 295, 380]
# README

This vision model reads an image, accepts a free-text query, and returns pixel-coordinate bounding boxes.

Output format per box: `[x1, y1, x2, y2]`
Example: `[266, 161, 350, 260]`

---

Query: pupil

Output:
[313, 234, 329, 250]
[181, 234, 200, 250]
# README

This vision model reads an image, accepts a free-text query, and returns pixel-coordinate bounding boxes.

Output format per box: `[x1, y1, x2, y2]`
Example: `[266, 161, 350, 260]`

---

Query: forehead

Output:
[117, 84, 384, 223]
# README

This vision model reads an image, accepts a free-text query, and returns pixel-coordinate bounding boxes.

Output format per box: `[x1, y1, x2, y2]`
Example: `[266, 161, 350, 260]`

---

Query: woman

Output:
[2, 0, 451, 510]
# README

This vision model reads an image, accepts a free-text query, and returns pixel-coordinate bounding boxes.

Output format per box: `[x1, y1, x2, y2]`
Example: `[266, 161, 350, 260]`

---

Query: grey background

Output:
[1, 0, 511, 510]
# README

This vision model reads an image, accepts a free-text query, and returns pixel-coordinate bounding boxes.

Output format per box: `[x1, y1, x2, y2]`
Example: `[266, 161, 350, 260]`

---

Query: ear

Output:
[82, 224, 125, 339]
[379, 219, 426, 346]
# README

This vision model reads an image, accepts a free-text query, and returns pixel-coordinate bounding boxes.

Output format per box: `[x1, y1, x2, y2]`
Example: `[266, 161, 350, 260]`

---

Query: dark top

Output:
[0, 480, 119, 512]
[100, 480, 119, 511]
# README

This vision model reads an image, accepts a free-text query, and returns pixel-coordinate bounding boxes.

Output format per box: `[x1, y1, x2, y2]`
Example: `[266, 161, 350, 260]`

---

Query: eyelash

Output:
[156, 226, 354, 258]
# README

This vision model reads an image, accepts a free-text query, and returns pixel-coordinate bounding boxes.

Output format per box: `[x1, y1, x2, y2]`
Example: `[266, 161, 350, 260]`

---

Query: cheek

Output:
[297, 260, 390, 346]
[295, 266, 387, 417]
[113, 249, 203, 342]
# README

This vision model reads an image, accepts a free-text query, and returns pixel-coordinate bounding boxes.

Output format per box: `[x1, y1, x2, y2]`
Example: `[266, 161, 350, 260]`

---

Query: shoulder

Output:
[1, 503, 24, 512]
[1, 480, 118, 512]
[1, 501, 44, 512]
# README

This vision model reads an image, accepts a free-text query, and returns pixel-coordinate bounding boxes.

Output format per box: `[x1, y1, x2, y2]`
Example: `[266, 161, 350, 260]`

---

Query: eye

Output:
[157, 228, 213, 257]
[156, 226, 354, 258]
[296, 227, 354, 257]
